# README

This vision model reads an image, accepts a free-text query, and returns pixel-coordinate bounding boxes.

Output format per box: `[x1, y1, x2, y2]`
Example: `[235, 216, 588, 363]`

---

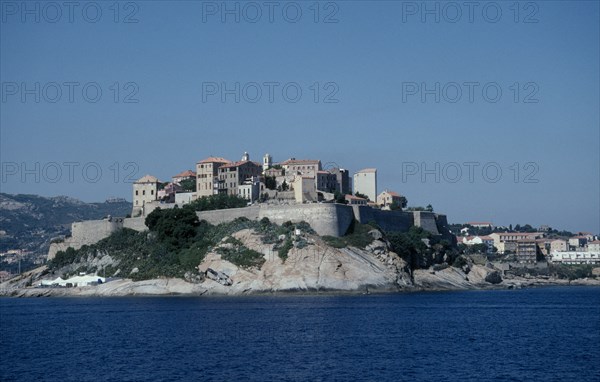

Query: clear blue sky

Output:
[1, 0, 599, 233]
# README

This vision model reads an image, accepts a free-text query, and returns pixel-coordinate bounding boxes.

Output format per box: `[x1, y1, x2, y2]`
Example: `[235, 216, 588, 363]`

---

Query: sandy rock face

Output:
[195, 229, 400, 294]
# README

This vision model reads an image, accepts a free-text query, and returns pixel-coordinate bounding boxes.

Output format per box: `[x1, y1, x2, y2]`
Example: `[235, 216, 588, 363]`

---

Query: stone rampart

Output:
[49, 204, 453, 260]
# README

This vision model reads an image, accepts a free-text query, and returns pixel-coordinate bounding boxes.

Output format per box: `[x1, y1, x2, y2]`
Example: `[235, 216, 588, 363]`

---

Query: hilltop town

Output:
[131, 152, 404, 217]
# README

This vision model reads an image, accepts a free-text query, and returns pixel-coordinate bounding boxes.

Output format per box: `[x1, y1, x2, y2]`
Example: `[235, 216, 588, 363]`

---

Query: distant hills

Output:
[0, 193, 132, 256]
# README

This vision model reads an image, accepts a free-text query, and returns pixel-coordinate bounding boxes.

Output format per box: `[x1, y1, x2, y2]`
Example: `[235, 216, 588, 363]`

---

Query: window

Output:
[135, 190, 138, 196]
[143, 190, 146, 195]
[151, 190, 154, 195]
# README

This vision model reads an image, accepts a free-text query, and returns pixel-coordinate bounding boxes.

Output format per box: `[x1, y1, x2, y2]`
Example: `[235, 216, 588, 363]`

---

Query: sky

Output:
[1, 0, 599, 233]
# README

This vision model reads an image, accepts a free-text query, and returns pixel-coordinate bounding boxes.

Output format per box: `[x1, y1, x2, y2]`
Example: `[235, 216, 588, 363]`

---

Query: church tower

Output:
[263, 153, 272, 171]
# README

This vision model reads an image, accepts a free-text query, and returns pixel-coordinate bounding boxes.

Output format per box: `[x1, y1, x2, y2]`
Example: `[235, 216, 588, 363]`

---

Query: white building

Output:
[549, 251, 600, 265]
[353, 168, 377, 202]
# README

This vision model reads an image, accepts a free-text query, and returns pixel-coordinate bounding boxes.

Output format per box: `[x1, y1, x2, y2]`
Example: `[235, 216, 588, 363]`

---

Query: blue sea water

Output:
[1, 287, 599, 382]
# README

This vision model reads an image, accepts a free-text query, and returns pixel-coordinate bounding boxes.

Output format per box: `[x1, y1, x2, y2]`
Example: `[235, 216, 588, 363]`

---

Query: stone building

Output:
[377, 190, 404, 209]
[172, 170, 196, 185]
[488, 232, 542, 254]
[353, 168, 377, 202]
[196, 157, 231, 198]
[238, 176, 264, 202]
[345, 194, 368, 205]
[293, 176, 318, 203]
[329, 167, 350, 194]
[132, 175, 161, 217]
[549, 239, 568, 253]
[217, 154, 262, 196]
[316, 171, 338, 193]
[281, 159, 322, 179]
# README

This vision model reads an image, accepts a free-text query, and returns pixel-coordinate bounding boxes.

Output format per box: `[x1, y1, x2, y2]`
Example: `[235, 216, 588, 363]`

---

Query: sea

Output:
[1, 287, 599, 382]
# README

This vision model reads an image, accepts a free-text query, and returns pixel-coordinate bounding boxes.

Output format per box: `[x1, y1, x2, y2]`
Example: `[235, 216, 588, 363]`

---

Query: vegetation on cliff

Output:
[47, 208, 315, 281]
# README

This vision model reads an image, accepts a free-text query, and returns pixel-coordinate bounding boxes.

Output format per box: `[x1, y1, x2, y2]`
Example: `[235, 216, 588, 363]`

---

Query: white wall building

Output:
[353, 168, 377, 202]
[549, 251, 600, 265]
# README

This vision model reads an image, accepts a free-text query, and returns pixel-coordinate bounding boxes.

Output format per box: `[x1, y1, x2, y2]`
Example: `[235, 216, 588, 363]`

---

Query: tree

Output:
[179, 178, 196, 192]
[281, 180, 289, 191]
[265, 176, 277, 190]
[425, 204, 433, 212]
[355, 191, 369, 200]
[334, 191, 347, 204]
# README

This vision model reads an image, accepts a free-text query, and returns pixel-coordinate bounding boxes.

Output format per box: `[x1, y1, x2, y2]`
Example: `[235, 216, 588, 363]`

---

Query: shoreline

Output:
[2, 276, 598, 298]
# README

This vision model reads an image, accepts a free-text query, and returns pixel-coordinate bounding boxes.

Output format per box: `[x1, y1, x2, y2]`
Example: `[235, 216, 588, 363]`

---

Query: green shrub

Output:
[278, 238, 294, 260]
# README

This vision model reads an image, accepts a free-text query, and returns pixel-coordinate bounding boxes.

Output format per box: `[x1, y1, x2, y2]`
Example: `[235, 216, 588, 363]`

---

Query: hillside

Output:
[0, 193, 131, 272]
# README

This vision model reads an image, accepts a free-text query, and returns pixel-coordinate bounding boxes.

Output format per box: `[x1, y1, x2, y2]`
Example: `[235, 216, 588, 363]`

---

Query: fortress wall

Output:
[123, 217, 147, 232]
[259, 204, 354, 237]
[352, 206, 413, 233]
[196, 206, 261, 225]
[71, 220, 124, 246]
[413, 212, 439, 235]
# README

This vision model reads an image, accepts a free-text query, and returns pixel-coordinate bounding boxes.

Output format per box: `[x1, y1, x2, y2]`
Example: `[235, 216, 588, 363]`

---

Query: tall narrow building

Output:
[195, 157, 231, 198]
[353, 168, 377, 202]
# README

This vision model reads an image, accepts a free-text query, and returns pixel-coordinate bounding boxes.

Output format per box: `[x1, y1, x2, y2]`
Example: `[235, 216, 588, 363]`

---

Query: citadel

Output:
[48, 152, 453, 259]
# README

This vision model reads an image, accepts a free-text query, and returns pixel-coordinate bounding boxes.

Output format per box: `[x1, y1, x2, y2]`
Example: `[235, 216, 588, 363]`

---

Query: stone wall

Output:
[259, 204, 354, 237]
[196, 206, 261, 225]
[49, 204, 454, 260]
[123, 217, 147, 232]
[48, 218, 125, 260]
[352, 206, 413, 233]
[412, 212, 439, 235]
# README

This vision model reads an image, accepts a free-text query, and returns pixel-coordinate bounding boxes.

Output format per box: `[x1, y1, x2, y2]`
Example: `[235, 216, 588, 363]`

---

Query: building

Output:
[467, 222, 494, 229]
[316, 171, 338, 193]
[550, 251, 600, 265]
[293, 176, 318, 203]
[196, 157, 231, 198]
[461, 235, 495, 253]
[238, 176, 263, 202]
[175, 192, 195, 206]
[172, 170, 196, 185]
[345, 194, 368, 206]
[157, 182, 182, 203]
[328, 167, 350, 194]
[489, 232, 543, 254]
[588, 240, 600, 252]
[216, 154, 262, 196]
[549, 239, 568, 253]
[516, 239, 538, 263]
[377, 190, 404, 209]
[132, 175, 161, 216]
[281, 158, 322, 179]
[569, 236, 588, 249]
[353, 168, 377, 202]
[262, 153, 273, 171]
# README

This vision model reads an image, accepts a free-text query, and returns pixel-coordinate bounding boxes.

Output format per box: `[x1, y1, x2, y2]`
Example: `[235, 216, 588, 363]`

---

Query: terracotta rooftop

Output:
[345, 194, 367, 201]
[281, 159, 321, 165]
[219, 160, 261, 169]
[197, 157, 231, 164]
[172, 170, 196, 178]
[135, 175, 160, 184]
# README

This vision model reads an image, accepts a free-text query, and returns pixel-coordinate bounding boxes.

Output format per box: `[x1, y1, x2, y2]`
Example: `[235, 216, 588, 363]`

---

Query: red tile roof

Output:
[172, 170, 196, 178]
[197, 157, 231, 164]
[281, 159, 321, 165]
